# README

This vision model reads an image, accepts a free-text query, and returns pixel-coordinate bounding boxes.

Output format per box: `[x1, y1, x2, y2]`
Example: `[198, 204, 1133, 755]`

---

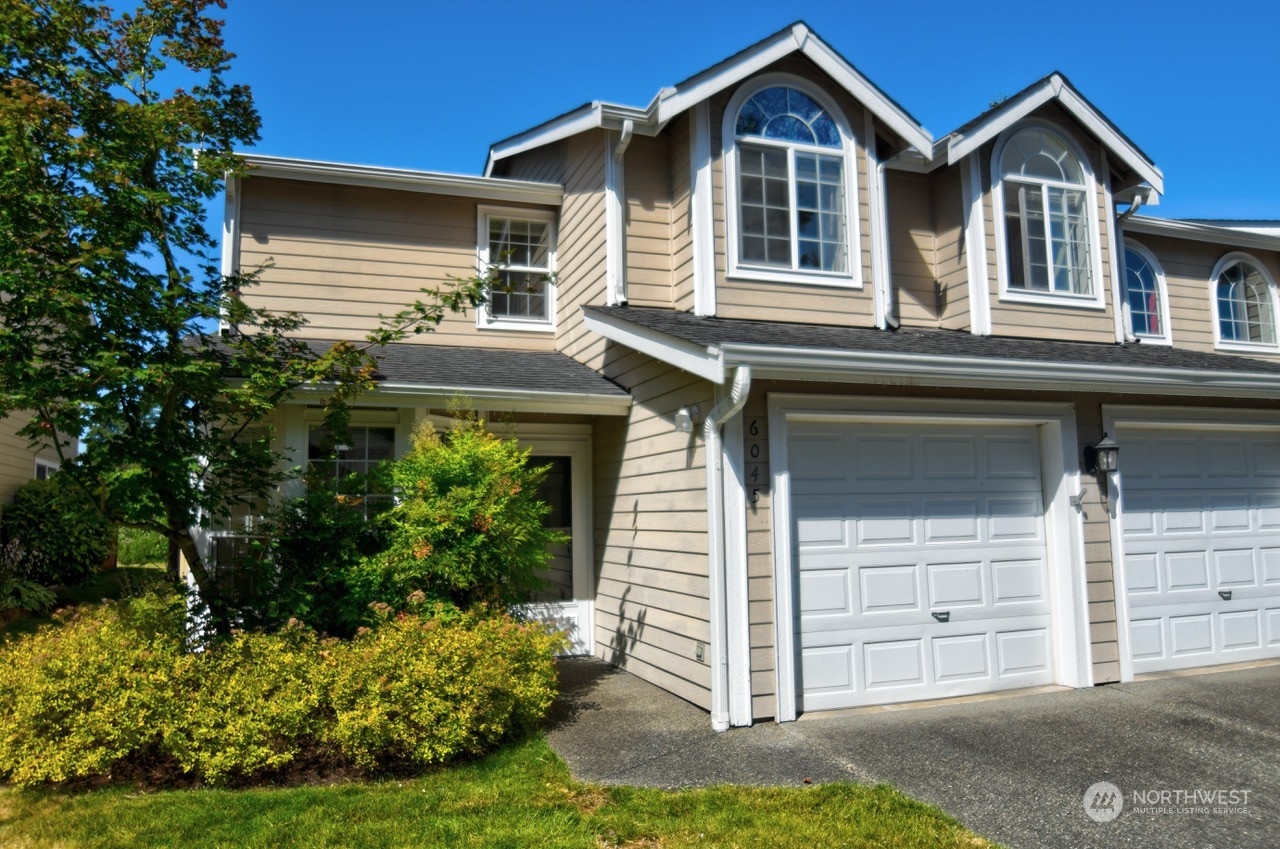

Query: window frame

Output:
[33, 458, 58, 481]
[991, 121, 1106, 310]
[475, 205, 557, 332]
[1120, 240, 1172, 345]
[721, 73, 863, 289]
[306, 415, 401, 520]
[1210, 251, 1280, 353]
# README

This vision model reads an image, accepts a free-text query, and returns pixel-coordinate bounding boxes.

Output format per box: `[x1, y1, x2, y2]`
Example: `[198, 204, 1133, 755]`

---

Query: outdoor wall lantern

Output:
[1085, 434, 1119, 475]
[674, 405, 701, 434]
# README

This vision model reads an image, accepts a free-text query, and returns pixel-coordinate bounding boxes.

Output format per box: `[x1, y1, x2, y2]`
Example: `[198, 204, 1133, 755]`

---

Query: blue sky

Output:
[220, 0, 1280, 220]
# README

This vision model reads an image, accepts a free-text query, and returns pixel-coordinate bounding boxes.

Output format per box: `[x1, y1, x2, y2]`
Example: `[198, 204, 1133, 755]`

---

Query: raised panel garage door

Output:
[790, 421, 1054, 711]
[1119, 427, 1280, 673]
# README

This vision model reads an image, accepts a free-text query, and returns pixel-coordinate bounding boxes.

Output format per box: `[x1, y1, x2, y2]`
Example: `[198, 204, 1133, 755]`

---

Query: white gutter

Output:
[704, 365, 751, 731]
[1125, 215, 1280, 252]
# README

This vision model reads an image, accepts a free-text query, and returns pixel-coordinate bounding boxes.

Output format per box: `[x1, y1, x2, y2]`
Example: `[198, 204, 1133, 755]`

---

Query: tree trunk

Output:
[176, 529, 233, 637]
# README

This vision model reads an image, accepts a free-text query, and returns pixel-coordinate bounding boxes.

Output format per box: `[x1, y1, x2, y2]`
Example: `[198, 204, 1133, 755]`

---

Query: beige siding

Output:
[624, 132, 674, 309]
[980, 103, 1118, 343]
[494, 141, 569, 185]
[669, 113, 696, 313]
[0, 412, 65, 505]
[238, 178, 556, 349]
[709, 55, 877, 326]
[887, 170, 939, 328]
[932, 165, 971, 332]
[554, 132, 610, 368]
[1130, 233, 1280, 362]
[593, 347, 713, 708]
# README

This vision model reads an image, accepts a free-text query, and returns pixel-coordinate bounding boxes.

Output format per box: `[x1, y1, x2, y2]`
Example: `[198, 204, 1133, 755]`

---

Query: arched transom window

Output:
[732, 85, 849, 275]
[997, 127, 1095, 297]
[1215, 255, 1277, 347]
[1122, 242, 1170, 343]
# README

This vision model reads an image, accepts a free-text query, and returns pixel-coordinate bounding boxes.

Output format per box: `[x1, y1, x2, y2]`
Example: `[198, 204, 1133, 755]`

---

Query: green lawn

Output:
[0, 736, 995, 848]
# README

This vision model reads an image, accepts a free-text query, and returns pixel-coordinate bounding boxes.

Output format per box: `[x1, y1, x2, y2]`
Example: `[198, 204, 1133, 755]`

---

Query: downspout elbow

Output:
[1116, 188, 1148, 225]
[614, 119, 635, 162]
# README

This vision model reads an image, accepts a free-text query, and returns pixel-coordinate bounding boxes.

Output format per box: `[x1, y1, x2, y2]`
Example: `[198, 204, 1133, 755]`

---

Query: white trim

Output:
[1209, 251, 1280, 353]
[961, 155, 992, 335]
[1126, 216, 1280, 252]
[722, 409, 753, 725]
[475, 205, 558, 332]
[1102, 150, 1127, 344]
[691, 103, 717, 316]
[605, 133, 627, 306]
[33, 457, 59, 481]
[945, 74, 1163, 195]
[721, 73, 863, 289]
[767, 394, 1090, 719]
[582, 310, 725, 383]
[990, 120, 1107, 310]
[1101, 405, 1280, 682]
[1120, 239, 1173, 346]
[865, 112, 891, 328]
[483, 104, 605, 177]
[243, 154, 563, 206]
[219, 174, 241, 334]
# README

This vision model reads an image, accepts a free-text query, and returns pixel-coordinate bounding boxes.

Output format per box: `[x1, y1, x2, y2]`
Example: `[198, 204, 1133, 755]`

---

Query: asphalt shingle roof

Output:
[584, 306, 1280, 378]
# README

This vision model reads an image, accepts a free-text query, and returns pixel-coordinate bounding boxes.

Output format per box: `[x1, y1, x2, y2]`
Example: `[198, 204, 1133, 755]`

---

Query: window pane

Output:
[535, 456, 572, 529]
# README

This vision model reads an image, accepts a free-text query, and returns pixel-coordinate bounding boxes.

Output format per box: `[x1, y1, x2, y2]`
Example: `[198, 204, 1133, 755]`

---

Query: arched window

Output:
[1121, 241, 1170, 344]
[1213, 253, 1277, 348]
[994, 126, 1099, 301]
[724, 77, 858, 284]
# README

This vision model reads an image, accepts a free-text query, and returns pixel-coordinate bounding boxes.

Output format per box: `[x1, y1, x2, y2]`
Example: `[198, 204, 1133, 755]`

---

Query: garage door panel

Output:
[859, 565, 920, 614]
[1215, 550, 1257, 588]
[921, 435, 977, 479]
[791, 435, 845, 481]
[1268, 609, 1280, 645]
[927, 562, 985, 607]
[1126, 554, 1160, 594]
[1206, 440, 1249, 476]
[1169, 614, 1213, 657]
[798, 568, 852, 616]
[800, 645, 855, 695]
[1264, 551, 1280, 584]
[933, 634, 990, 682]
[1255, 442, 1280, 475]
[986, 434, 1040, 479]
[863, 640, 926, 689]
[1129, 618, 1164, 660]
[855, 498, 916, 546]
[992, 559, 1047, 604]
[793, 496, 848, 547]
[1220, 610, 1261, 652]
[923, 501, 980, 543]
[853, 434, 912, 480]
[989, 496, 1044, 540]
[1166, 552, 1209, 591]
[996, 629, 1050, 675]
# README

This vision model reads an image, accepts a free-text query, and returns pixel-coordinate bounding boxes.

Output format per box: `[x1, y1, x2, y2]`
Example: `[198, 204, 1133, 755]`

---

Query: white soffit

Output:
[945, 74, 1164, 195]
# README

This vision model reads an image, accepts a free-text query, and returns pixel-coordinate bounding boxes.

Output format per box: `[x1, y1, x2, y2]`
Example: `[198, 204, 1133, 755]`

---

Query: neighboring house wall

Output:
[593, 347, 715, 708]
[237, 176, 557, 349]
[709, 55, 877, 326]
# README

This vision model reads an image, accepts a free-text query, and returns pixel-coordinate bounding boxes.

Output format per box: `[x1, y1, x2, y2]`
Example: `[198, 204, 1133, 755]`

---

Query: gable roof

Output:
[485, 22, 933, 176]
[937, 72, 1164, 194]
[583, 306, 1280, 399]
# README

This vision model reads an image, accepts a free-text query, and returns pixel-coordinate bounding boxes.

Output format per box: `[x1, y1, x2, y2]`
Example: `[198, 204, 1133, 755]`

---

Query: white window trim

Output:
[1210, 251, 1280, 353]
[1120, 240, 1173, 346]
[991, 120, 1106, 310]
[34, 457, 59, 480]
[475, 205, 557, 332]
[722, 73, 863, 289]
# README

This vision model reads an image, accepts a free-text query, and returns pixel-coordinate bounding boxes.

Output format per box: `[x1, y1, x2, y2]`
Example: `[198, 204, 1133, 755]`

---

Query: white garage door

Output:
[1119, 427, 1280, 673]
[790, 422, 1054, 711]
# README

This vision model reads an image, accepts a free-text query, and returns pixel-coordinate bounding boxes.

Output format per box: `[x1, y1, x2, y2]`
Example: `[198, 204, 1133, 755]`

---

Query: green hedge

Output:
[1, 478, 114, 586]
[0, 593, 563, 787]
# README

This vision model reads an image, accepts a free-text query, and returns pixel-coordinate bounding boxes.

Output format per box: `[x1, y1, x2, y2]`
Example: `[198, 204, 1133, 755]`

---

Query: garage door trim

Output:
[769, 395, 1092, 721]
[1103, 405, 1280, 682]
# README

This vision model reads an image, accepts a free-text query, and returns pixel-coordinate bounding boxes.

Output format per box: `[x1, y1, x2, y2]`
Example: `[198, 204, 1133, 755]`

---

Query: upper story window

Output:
[476, 206, 556, 331]
[1212, 252, 1278, 351]
[723, 76, 861, 287]
[1121, 241, 1171, 344]
[993, 125, 1103, 308]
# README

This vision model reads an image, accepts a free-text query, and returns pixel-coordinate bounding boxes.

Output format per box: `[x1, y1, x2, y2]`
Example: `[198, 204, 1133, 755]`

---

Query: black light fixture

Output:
[1085, 433, 1119, 474]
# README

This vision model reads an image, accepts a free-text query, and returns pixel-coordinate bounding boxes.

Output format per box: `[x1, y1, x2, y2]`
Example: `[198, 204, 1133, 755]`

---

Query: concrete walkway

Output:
[544, 658, 1280, 849]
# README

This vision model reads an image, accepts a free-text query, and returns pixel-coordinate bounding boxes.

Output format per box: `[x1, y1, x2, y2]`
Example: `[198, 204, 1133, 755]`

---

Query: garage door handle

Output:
[1219, 590, 1232, 601]
[932, 611, 950, 623]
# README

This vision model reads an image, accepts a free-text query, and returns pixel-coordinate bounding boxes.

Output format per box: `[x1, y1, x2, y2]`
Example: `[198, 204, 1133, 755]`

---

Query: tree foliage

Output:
[0, 1, 485, 632]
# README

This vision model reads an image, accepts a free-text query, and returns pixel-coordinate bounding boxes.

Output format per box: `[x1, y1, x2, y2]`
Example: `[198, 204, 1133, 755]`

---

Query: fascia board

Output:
[719, 344, 1280, 399]
[582, 310, 725, 383]
[244, 155, 563, 205]
[656, 33, 801, 124]
[945, 78, 1164, 194]
[285, 382, 631, 416]
[1125, 216, 1280, 252]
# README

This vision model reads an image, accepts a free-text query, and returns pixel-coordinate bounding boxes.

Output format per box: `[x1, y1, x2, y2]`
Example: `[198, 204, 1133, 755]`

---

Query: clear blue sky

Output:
[219, 0, 1280, 221]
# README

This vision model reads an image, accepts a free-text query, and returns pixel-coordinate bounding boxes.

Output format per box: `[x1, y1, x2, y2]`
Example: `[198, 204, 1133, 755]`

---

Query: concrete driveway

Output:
[545, 658, 1279, 849]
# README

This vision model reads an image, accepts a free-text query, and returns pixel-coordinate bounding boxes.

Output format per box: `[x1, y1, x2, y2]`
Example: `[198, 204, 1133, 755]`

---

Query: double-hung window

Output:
[725, 80, 857, 285]
[995, 126, 1100, 304]
[1212, 252, 1278, 350]
[308, 425, 395, 517]
[477, 208, 556, 330]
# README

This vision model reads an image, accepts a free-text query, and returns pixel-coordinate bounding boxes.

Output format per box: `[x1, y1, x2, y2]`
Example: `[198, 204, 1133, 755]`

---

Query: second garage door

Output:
[790, 421, 1054, 711]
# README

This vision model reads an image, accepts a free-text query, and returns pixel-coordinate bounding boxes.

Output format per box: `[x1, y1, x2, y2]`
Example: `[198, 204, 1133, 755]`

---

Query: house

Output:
[220, 22, 1280, 729]
[0, 413, 67, 503]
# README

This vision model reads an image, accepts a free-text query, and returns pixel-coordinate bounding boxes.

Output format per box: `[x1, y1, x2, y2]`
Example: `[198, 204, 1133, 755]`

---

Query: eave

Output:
[283, 382, 631, 417]
[1124, 216, 1280, 252]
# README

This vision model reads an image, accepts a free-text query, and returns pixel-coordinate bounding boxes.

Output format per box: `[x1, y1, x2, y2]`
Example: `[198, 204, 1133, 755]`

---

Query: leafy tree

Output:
[0, 1, 484, 632]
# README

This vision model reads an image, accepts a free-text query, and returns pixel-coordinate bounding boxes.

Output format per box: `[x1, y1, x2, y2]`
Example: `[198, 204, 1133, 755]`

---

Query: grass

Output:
[0, 563, 167, 640]
[0, 736, 996, 848]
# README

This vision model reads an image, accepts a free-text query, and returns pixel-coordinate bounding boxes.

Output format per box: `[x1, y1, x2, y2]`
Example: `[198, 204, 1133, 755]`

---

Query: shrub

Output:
[163, 623, 326, 785]
[1, 477, 114, 585]
[116, 527, 169, 566]
[0, 591, 186, 786]
[322, 606, 562, 771]
[0, 539, 56, 613]
[347, 418, 566, 614]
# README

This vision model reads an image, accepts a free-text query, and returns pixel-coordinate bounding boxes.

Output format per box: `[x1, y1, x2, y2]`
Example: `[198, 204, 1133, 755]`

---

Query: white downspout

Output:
[704, 365, 752, 731]
[605, 120, 634, 306]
